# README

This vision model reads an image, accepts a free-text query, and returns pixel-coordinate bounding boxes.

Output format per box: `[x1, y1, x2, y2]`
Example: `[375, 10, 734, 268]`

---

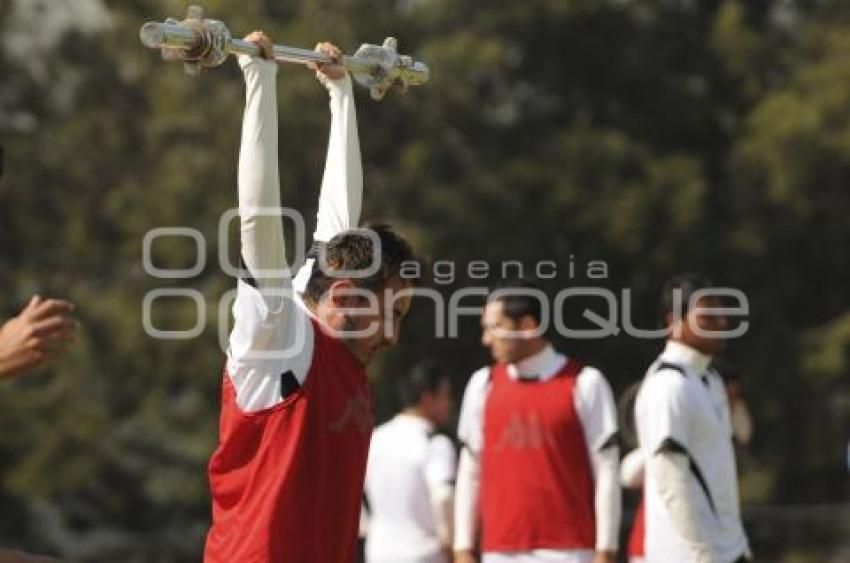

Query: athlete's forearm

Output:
[453, 448, 480, 551]
[237, 55, 286, 288]
[620, 448, 645, 489]
[651, 452, 716, 561]
[292, 73, 362, 293]
[314, 74, 362, 242]
[592, 445, 621, 552]
[429, 483, 454, 550]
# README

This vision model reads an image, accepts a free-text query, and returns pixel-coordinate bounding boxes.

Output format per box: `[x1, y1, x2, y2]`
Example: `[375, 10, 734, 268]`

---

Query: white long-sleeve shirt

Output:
[635, 341, 750, 563]
[364, 414, 456, 563]
[454, 345, 621, 559]
[227, 53, 363, 413]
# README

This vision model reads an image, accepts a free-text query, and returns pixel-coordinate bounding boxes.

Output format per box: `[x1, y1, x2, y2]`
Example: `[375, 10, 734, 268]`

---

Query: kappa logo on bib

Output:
[493, 411, 556, 451]
[329, 391, 373, 435]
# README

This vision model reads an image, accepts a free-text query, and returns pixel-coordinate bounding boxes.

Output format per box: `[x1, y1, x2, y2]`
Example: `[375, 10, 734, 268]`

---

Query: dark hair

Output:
[303, 223, 418, 304]
[488, 279, 544, 325]
[659, 273, 714, 326]
[398, 360, 448, 408]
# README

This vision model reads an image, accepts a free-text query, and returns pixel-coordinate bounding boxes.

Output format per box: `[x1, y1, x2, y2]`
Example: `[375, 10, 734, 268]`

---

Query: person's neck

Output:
[513, 339, 549, 364]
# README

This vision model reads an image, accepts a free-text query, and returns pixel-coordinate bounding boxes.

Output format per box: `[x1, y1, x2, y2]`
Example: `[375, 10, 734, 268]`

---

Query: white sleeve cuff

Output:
[238, 54, 278, 75]
[317, 72, 353, 95]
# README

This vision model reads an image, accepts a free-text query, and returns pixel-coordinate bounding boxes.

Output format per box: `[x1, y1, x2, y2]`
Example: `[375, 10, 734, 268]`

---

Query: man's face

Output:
[677, 295, 729, 355]
[481, 300, 529, 364]
[343, 275, 412, 367]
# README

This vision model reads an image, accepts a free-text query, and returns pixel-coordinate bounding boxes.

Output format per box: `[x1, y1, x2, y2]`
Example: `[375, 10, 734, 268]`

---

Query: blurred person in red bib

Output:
[454, 281, 621, 563]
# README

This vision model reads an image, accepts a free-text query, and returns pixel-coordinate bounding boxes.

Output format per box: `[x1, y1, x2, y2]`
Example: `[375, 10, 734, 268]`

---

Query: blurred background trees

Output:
[1, 0, 849, 560]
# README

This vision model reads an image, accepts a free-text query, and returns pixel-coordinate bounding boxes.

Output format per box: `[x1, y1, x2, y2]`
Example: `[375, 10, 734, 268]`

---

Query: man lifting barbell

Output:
[201, 32, 420, 563]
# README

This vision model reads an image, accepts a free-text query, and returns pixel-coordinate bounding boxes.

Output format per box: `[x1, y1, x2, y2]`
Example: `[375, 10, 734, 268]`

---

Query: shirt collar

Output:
[506, 344, 566, 382]
[661, 340, 712, 374]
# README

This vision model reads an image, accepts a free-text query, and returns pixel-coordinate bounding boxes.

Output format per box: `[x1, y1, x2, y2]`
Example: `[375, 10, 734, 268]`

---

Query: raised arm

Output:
[313, 42, 363, 242]
[294, 43, 363, 292]
[237, 34, 286, 292]
[228, 33, 315, 413]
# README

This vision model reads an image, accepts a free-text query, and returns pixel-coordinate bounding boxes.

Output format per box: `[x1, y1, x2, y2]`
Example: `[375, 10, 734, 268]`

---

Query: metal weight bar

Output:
[140, 5, 429, 100]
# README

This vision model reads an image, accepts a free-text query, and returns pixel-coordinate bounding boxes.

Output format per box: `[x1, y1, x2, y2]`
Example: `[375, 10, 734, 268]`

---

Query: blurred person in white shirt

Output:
[363, 361, 457, 563]
[635, 274, 751, 563]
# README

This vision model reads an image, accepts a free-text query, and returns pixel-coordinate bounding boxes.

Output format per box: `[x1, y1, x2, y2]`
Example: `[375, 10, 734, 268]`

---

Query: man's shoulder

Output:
[371, 418, 419, 456]
[371, 418, 397, 442]
[574, 362, 608, 385]
[639, 361, 693, 405]
[226, 289, 318, 410]
[463, 366, 491, 394]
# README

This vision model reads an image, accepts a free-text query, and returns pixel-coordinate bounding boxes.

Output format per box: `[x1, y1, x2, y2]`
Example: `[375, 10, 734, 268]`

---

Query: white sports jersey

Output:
[635, 341, 750, 563]
[364, 414, 456, 563]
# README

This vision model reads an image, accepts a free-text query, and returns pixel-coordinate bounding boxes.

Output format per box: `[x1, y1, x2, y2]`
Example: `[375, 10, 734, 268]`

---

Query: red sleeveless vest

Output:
[480, 359, 595, 552]
[204, 318, 373, 562]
